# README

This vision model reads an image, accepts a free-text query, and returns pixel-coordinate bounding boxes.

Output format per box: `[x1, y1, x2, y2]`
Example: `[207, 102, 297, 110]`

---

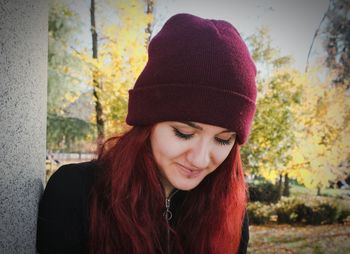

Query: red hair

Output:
[89, 126, 247, 254]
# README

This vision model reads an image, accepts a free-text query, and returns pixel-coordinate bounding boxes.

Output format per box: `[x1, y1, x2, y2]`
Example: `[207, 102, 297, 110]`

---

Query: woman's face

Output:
[150, 121, 236, 197]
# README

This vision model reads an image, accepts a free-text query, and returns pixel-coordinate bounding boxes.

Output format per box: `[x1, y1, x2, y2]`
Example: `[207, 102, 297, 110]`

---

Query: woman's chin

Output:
[171, 179, 202, 192]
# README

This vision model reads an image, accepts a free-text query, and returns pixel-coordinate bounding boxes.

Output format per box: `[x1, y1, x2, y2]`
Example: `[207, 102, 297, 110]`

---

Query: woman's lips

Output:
[176, 163, 203, 177]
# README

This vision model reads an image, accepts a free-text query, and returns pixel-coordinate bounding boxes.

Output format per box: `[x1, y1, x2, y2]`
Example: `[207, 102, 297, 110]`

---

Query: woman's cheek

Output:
[214, 147, 233, 164]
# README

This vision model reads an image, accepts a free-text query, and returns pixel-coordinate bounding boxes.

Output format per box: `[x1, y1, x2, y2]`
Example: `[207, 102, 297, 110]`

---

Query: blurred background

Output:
[47, 0, 350, 253]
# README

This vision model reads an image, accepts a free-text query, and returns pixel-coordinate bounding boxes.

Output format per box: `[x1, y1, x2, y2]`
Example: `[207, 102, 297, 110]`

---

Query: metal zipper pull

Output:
[164, 197, 172, 221]
[163, 189, 178, 221]
[163, 189, 178, 254]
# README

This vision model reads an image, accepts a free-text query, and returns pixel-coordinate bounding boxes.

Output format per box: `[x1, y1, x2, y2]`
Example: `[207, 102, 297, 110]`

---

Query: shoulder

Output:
[42, 161, 98, 203]
[37, 161, 100, 253]
[38, 160, 100, 219]
[49, 160, 98, 184]
[46, 161, 98, 191]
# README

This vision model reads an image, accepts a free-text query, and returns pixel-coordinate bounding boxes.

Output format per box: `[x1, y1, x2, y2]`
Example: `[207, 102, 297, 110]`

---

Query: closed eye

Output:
[172, 126, 235, 145]
[215, 136, 235, 146]
[172, 127, 193, 140]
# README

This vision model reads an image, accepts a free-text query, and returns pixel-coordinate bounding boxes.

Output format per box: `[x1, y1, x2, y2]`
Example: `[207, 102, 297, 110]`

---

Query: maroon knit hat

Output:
[126, 13, 257, 144]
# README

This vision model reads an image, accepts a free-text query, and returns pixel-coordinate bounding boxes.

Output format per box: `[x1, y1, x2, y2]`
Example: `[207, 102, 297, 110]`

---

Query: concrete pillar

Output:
[0, 0, 48, 253]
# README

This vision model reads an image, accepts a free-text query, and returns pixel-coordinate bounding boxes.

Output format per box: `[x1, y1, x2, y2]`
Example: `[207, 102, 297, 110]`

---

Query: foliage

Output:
[242, 26, 350, 195]
[289, 72, 350, 190]
[337, 209, 350, 224]
[248, 181, 280, 203]
[322, 0, 350, 86]
[246, 26, 292, 80]
[76, 0, 154, 138]
[241, 27, 302, 189]
[47, 114, 95, 152]
[243, 69, 303, 181]
[275, 197, 338, 225]
[294, 1, 350, 191]
[247, 202, 273, 225]
[47, 0, 95, 152]
[47, 0, 154, 150]
[247, 196, 349, 225]
[48, 0, 82, 114]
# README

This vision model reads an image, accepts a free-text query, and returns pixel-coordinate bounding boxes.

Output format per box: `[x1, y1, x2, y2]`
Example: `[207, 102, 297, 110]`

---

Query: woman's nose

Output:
[186, 141, 211, 169]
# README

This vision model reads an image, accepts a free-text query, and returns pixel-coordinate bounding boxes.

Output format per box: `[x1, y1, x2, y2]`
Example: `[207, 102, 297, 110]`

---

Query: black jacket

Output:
[37, 161, 249, 253]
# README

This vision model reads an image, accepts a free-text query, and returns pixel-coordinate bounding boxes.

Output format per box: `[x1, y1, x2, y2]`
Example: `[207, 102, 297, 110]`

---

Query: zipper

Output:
[164, 189, 178, 254]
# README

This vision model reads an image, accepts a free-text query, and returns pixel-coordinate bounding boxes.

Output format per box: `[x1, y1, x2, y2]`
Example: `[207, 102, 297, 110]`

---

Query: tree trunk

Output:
[145, 0, 155, 47]
[317, 185, 321, 196]
[277, 174, 283, 200]
[90, 0, 104, 144]
[283, 173, 290, 197]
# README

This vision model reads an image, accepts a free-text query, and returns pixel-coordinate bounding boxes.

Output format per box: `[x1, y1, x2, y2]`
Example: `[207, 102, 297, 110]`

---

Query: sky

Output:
[68, 0, 329, 72]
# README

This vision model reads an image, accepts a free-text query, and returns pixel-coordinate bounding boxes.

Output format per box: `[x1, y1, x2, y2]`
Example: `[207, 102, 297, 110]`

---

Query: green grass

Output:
[289, 184, 350, 210]
[290, 184, 350, 198]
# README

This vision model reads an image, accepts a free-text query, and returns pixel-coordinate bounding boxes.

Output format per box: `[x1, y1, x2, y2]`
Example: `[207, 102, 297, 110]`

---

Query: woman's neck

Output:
[164, 184, 174, 198]
[158, 174, 174, 198]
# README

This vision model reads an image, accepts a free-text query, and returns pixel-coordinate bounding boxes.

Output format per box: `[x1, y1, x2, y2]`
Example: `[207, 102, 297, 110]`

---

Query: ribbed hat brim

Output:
[126, 84, 256, 144]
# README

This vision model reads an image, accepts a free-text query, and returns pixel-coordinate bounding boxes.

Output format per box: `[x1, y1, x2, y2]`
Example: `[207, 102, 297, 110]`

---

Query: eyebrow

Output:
[179, 121, 236, 134]
[179, 121, 203, 130]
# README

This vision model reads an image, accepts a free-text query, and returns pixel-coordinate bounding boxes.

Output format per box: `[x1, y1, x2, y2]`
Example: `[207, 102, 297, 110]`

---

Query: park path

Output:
[248, 224, 350, 254]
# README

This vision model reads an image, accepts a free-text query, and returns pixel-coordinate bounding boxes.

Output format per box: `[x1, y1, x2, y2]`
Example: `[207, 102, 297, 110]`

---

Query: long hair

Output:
[89, 125, 247, 254]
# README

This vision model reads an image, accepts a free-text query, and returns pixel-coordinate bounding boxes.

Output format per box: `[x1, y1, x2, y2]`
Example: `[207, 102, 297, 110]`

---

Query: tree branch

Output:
[305, 0, 332, 73]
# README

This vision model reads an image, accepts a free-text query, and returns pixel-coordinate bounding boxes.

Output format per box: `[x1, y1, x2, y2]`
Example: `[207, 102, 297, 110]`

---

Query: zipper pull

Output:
[164, 190, 178, 254]
[163, 190, 178, 221]
[164, 197, 173, 221]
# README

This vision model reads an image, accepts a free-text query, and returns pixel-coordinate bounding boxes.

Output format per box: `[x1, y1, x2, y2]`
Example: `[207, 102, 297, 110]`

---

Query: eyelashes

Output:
[172, 127, 234, 146]
[215, 137, 234, 146]
[173, 127, 193, 140]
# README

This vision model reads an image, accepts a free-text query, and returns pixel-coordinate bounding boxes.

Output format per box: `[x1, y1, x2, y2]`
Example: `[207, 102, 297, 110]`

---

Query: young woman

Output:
[37, 13, 257, 254]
